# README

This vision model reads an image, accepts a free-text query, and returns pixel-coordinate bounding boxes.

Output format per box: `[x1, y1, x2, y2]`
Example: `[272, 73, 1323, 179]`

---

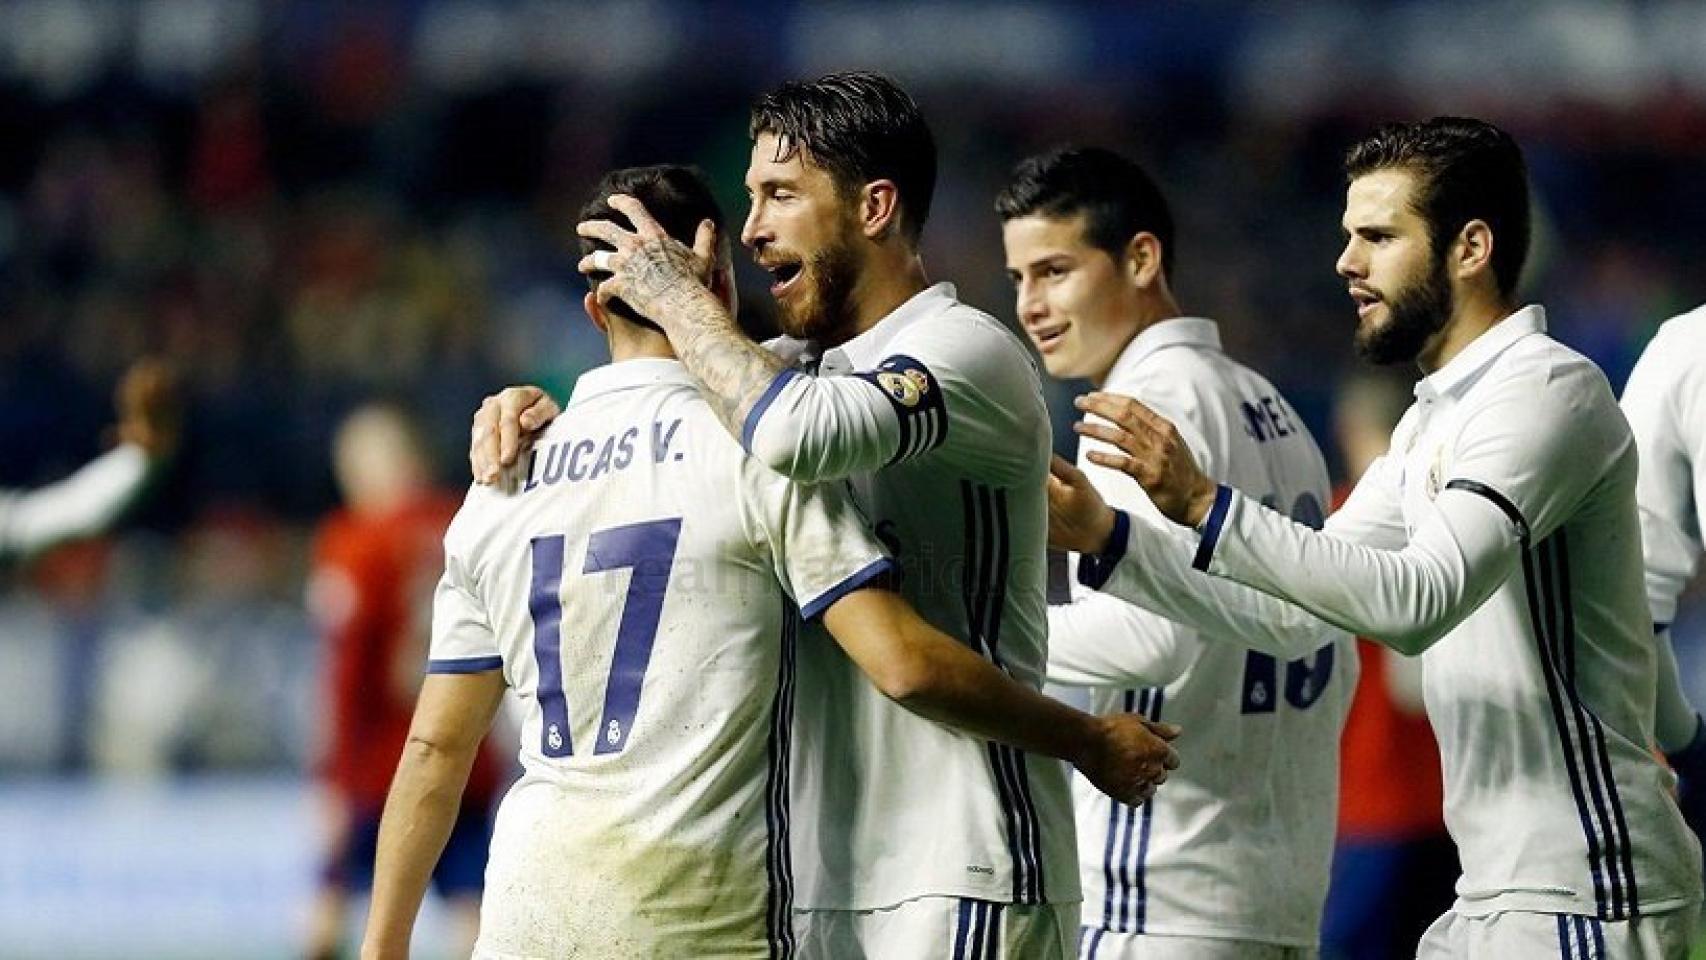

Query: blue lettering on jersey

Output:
[566, 439, 595, 482]
[1241, 394, 1299, 444]
[523, 448, 541, 492]
[527, 422, 675, 491]
[542, 442, 570, 484]
[589, 436, 616, 480]
[651, 418, 682, 463]
[615, 427, 637, 470]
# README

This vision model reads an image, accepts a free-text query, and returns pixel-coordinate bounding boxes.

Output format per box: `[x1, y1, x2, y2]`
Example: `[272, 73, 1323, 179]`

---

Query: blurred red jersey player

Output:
[306, 403, 501, 960]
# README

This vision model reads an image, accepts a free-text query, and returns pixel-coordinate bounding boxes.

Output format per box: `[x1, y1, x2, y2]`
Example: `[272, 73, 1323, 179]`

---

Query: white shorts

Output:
[794, 896, 1079, 960]
[1077, 927, 1318, 959]
[1415, 905, 1701, 959]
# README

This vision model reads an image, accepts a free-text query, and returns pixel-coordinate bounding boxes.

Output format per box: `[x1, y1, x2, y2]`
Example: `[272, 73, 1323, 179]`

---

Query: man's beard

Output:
[776, 233, 861, 345]
[1355, 255, 1452, 366]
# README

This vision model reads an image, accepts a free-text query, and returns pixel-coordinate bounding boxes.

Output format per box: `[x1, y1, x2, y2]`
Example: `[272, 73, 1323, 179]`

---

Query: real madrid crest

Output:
[1426, 446, 1444, 499]
[877, 369, 928, 408]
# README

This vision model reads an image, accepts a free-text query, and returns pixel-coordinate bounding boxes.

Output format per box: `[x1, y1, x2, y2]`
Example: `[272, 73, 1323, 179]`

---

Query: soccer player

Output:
[999, 146, 1354, 959]
[1051, 118, 1704, 956]
[0, 358, 177, 561]
[572, 73, 1111, 958]
[363, 165, 1174, 960]
[1621, 304, 1706, 841]
[306, 403, 500, 960]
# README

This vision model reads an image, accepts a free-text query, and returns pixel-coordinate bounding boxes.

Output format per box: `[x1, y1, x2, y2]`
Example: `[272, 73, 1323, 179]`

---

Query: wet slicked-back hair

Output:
[1344, 117, 1530, 300]
[995, 145, 1177, 280]
[749, 71, 937, 243]
[579, 164, 725, 331]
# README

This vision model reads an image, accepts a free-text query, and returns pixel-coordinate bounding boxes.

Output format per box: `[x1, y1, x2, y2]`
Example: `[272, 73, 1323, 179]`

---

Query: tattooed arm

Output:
[580, 194, 932, 483]
[578, 194, 786, 438]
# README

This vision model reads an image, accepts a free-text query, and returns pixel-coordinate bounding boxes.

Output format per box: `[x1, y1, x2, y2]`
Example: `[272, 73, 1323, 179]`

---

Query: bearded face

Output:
[1353, 245, 1452, 366]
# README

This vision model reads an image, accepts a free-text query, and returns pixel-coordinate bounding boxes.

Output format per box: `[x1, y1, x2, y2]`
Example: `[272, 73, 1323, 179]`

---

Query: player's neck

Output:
[831, 251, 930, 347]
[1089, 290, 1183, 388]
[608, 330, 678, 365]
[1417, 292, 1513, 374]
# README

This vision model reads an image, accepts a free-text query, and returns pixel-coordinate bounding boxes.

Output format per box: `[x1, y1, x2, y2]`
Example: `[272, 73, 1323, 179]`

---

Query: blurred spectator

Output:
[1321, 371, 1457, 959]
[304, 404, 501, 960]
[0, 357, 177, 562]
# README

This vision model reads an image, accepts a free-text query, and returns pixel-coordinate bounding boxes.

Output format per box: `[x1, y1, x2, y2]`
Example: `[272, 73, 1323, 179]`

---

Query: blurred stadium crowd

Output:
[2, 0, 1706, 954]
[5, 0, 1706, 804]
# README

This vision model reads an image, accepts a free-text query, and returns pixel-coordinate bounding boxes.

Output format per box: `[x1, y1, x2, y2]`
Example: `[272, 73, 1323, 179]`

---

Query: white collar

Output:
[1415, 304, 1547, 401]
[567, 358, 696, 407]
[1102, 316, 1222, 385]
[823, 282, 958, 368]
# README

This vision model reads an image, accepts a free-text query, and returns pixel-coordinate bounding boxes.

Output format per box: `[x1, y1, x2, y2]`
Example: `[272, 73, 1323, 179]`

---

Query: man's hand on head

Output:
[577, 194, 720, 331]
[470, 386, 561, 485]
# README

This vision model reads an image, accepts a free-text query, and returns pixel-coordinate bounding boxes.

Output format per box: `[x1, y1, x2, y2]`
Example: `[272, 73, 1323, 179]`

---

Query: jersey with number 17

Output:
[428, 359, 891, 959]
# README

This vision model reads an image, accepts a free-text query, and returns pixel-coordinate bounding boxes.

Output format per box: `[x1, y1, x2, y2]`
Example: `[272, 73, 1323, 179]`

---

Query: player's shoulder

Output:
[1634, 305, 1706, 384]
[1495, 329, 1616, 409]
[891, 298, 1040, 395]
[1655, 303, 1706, 344]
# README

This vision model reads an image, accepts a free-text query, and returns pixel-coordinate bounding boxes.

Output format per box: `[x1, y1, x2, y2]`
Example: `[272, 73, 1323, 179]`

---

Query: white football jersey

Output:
[748, 283, 1078, 911]
[1190, 307, 1703, 920]
[1048, 318, 1353, 947]
[1620, 304, 1706, 629]
[428, 358, 891, 959]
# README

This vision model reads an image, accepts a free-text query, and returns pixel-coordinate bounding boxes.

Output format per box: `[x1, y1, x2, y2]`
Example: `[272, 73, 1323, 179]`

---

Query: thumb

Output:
[1146, 721, 1183, 740]
[693, 219, 718, 267]
[1049, 453, 1085, 485]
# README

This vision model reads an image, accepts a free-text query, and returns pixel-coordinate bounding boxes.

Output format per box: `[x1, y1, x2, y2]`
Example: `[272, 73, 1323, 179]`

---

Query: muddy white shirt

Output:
[1050, 318, 1353, 946]
[429, 359, 890, 959]
[1189, 306, 1702, 920]
[751, 283, 1078, 911]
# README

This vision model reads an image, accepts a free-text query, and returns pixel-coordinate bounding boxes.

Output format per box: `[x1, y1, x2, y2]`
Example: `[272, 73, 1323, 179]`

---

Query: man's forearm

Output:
[1199, 486, 1517, 655]
[656, 288, 788, 437]
[890, 620, 1098, 763]
[361, 738, 478, 957]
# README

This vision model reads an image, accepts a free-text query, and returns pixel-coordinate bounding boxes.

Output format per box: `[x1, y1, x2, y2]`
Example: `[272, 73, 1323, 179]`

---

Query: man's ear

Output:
[860, 179, 902, 240]
[584, 291, 610, 334]
[1125, 232, 1166, 290]
[1453, 219, 1495, 284]
[708, 253, 739, 316]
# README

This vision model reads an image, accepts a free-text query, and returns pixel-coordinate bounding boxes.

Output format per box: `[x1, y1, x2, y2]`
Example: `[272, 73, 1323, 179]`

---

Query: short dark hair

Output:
[1343, 117, 1530, 300]
[750, 71, 936, 243]
[994, 146, 1176, 280]
[579, 164, 725, 331]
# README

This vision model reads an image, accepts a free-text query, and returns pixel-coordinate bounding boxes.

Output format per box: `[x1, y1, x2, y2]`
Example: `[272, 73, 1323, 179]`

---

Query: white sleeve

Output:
[1045, 577, 1198, 689]
[426, 557, 503, 674]
[1080, 507, 1351, 660]
[1194, 483, 1519, 655]
[1621, 335, 1704, 628]
[742, 352, 948, 484]
[0, 444, 152, 561]
[1322, 452, 1411, 549]
[426, 512, 503, 675]
[1654, 626, 1703, 753]
[743, 465, 893, 621]
[1194, 361, 1627, 654]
